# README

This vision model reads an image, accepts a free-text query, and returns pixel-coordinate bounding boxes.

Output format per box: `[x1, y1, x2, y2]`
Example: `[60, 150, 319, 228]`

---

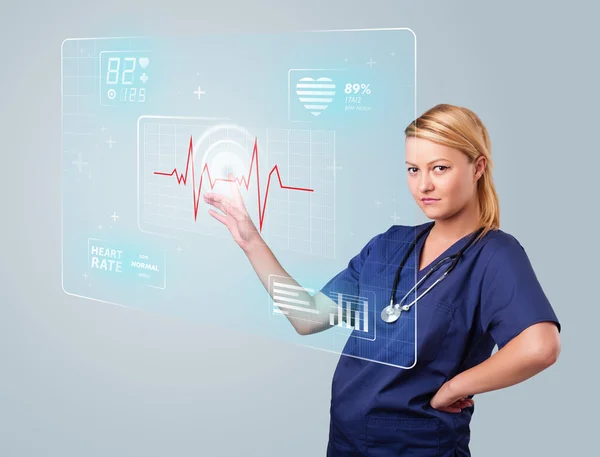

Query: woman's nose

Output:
[419, 173, 434, 192]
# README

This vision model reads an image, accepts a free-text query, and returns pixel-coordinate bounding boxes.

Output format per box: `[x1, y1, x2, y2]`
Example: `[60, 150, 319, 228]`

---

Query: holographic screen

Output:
[61, 29, 418, 368]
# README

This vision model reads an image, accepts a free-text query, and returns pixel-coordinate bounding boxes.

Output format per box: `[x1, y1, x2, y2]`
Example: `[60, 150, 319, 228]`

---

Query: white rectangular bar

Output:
[337, 293, 343, 327]
[363, 300, 368, 333]
[329, 313, 334, 326]
[273, 295, 311, 306]
[273, 281, 314, 293]
[346, 301, 351, 329]
[273, 302, 320, 314]
[353, 309, 361, 331]
[273, 288, 298, 297]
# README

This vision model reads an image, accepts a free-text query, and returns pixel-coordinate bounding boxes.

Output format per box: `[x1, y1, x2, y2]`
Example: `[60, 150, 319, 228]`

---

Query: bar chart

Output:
[328, 292, 371, 333]
[267, 275, 376, 342]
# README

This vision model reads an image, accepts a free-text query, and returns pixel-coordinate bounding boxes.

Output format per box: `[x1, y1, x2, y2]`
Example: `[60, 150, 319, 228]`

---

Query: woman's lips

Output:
[421, 198, 439, 205]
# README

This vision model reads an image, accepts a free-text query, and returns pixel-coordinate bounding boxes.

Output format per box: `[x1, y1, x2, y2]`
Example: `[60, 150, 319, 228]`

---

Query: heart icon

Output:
[138, 57, 150, 69]
[296, 77, 335, 117]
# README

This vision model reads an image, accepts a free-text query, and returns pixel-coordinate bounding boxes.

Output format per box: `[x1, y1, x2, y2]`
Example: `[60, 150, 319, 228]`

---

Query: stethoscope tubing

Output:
[381, 223, 484, 323]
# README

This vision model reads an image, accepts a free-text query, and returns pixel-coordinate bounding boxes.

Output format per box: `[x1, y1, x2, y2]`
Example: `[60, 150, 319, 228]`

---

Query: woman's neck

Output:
[429, 200, 481, 242]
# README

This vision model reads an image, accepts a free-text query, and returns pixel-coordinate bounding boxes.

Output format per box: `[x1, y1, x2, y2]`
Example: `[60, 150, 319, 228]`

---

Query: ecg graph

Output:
[137, 117, 336, 257]
[153, 135, 315, 232]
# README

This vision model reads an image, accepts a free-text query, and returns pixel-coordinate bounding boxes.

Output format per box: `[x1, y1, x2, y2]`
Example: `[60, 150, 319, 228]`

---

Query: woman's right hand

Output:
[203, 174, 263, 253]
[204, 174, 332, 336]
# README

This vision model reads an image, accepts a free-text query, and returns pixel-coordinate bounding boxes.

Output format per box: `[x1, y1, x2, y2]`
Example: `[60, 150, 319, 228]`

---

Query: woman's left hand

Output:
[430, 381, 474, 413]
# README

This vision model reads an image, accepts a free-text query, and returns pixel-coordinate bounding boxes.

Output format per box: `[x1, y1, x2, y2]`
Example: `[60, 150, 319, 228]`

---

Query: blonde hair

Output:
[404, 103, 500, 241]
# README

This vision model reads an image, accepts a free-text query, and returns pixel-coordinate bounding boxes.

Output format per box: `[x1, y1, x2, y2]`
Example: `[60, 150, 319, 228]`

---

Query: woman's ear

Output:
[474, 155, 486, 180]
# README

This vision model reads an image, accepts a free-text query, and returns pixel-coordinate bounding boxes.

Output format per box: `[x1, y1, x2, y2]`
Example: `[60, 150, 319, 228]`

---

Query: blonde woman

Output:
[204, 104, 562, 457]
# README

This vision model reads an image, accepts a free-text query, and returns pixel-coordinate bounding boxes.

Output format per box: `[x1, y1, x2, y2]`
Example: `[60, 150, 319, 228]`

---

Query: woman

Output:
[203, 103, 562, 457]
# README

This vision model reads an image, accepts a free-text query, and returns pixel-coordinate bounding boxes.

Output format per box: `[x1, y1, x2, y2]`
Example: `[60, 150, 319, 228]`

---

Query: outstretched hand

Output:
[203, 174, 262, 252]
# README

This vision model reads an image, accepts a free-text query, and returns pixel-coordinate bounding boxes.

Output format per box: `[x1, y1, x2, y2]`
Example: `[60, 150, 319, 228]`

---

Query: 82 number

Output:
[106, 57, 137, 85]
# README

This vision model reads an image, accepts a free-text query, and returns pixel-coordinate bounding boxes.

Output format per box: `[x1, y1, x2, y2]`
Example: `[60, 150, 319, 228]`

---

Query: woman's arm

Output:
[242, 238, 338, 335]
[203, 179, 335, 336]
[431, 321, 561, 412]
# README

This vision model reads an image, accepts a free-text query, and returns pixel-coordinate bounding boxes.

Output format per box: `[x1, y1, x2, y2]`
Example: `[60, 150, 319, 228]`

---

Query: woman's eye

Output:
[434, 166, 448, 172]
[407, 167, 418, 174]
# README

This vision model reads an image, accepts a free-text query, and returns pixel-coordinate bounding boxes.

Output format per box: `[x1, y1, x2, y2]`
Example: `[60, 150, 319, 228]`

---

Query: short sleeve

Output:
[480, 238, 561, 350]
[318, 232, 382, 325]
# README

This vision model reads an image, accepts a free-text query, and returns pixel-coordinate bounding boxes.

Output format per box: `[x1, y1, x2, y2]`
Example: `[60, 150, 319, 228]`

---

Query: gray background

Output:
[0, 0, 596, 455]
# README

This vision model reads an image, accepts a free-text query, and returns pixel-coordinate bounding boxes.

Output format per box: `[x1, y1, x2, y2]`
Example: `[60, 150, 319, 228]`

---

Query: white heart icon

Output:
[296, 77, 335, 117]
[138, 57, 150, 69]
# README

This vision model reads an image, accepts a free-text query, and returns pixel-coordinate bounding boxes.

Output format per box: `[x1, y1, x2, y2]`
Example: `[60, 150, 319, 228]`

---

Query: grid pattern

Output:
[266, 129, 335, 257]
[138, 120, 336, 257]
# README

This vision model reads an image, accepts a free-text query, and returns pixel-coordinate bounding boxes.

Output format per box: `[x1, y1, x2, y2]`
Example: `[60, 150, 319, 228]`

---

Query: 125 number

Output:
[119, 88, 146, 102]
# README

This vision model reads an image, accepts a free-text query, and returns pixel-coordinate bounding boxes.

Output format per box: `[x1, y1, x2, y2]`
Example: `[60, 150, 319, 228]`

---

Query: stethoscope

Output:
[380, 222, 485, 323]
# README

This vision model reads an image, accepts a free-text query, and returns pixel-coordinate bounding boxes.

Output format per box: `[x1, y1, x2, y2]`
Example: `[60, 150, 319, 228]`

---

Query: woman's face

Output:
[405, 136, 484, 221]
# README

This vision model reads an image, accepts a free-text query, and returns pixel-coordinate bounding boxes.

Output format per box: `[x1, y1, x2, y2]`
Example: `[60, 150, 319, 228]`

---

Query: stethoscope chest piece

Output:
[381, 305, 400, 323]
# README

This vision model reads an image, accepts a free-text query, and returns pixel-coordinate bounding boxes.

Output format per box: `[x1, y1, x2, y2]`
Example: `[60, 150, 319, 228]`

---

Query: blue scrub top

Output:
[320, 222, 561, 457]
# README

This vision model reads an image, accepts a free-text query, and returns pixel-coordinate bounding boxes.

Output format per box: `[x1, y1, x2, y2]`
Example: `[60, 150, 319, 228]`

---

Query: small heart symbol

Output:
[296, 77, 335, 117]
[138, 57, 150, 69]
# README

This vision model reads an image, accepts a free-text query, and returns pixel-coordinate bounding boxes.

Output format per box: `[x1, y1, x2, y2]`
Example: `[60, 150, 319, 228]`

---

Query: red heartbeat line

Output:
[153, 136, 314, 232]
